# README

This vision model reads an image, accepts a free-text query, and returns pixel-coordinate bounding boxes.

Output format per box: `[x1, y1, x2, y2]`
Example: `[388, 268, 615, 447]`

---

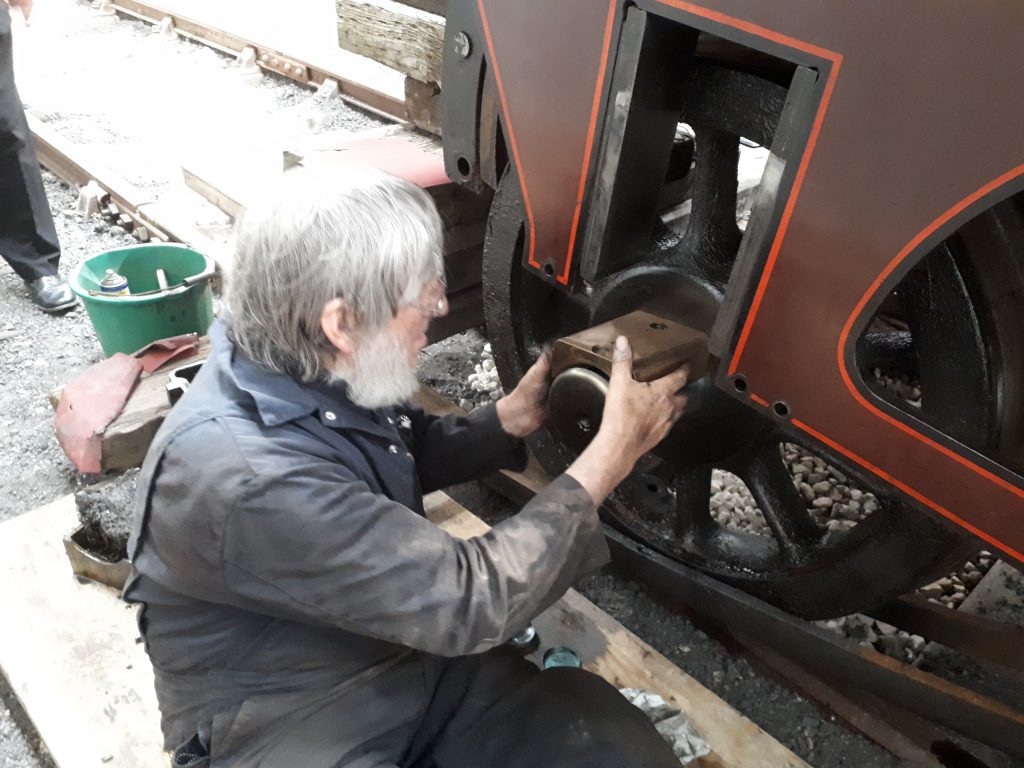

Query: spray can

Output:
[99, 268, 129, 296]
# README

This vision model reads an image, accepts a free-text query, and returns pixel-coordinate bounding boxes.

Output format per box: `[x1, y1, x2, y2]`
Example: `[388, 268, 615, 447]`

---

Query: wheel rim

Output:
[482, 63, 1021, 617]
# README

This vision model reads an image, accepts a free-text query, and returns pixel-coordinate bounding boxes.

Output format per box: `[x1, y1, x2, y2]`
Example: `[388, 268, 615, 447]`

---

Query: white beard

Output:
[330, 330, 419, 409]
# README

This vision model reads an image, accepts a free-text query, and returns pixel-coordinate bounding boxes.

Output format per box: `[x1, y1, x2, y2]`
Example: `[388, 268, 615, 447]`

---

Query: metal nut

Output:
[453, 31, 472, 59]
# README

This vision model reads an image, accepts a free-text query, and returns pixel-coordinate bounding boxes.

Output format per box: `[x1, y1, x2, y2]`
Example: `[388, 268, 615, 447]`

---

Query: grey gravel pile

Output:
[872, 368, 922, 409]
[917, 550, 996, 609]
[459, 342, 503, 411]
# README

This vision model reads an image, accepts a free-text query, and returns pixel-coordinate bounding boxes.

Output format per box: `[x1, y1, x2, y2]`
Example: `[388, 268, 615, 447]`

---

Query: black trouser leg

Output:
[405, 648, 681, 768]
[0, 5, 60, 283]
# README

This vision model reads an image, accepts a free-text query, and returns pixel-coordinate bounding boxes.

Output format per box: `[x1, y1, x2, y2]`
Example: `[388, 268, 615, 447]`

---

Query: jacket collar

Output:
[211, 319, 397, 438]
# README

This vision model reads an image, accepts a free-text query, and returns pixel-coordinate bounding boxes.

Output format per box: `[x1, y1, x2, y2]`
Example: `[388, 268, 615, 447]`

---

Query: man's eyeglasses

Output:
[403, 282, 448, 317]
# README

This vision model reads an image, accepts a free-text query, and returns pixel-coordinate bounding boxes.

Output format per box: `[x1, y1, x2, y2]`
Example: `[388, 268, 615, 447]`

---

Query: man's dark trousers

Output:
[0, 4, 61, 283]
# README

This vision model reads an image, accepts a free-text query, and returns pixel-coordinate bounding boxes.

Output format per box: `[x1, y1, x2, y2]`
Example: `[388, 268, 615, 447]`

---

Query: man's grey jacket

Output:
[125, 319, 610, 766]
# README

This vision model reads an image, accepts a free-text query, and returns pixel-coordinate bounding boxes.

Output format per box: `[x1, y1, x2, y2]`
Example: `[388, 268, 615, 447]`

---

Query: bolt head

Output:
[453, 31, 472, 59]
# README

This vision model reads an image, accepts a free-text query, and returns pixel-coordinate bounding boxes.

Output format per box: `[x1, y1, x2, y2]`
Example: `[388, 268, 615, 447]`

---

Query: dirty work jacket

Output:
[124, 319, 611, 766]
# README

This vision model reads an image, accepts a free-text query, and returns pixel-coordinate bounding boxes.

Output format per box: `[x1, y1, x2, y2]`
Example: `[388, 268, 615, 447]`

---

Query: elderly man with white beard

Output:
[125, 167, 690, 768]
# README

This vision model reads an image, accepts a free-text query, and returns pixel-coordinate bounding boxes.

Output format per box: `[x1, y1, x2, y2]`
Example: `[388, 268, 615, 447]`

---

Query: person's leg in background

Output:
[405, 648, 682, 768]
[0, 2, 75, 313]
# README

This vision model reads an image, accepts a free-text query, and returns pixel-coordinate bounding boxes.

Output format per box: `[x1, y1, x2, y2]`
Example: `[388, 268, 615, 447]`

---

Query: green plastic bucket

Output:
[69, 243, 216, 356]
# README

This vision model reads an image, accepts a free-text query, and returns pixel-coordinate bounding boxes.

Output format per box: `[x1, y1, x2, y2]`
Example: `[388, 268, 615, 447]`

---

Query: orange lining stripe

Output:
[794, 418, 1024, 563]
[476, 0, 538, 269]
[561, 0, 619, 285]
[835, 164, 1024, 501]
[749, 392, 770, 407]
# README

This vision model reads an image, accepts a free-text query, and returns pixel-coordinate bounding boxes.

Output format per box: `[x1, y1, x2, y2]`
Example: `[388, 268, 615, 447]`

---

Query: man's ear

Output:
[320, 298, 358, 359]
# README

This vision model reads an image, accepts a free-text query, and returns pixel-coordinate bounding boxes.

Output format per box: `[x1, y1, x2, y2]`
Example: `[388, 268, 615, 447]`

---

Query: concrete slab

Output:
[957, 561, 1024, 627]
[0, 497, 165, 768]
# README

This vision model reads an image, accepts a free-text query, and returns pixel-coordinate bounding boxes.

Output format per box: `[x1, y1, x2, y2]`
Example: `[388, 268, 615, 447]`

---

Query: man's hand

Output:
[567, 336, 689, 504]
[6, 0, 33, 22]
[495, 348, 551, 438]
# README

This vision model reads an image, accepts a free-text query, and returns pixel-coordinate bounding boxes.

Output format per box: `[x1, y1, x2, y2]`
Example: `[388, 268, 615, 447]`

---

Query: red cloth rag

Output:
[55, 334, 201, 473]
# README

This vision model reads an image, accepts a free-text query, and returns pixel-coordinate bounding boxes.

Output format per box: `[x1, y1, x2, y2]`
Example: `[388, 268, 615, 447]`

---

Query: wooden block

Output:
[551, 310, 709, 384]
[423, 492, 809, 768]
[181, 152, 281, 221]
[405, 76, 442, 135]
[393, 0, 446, 16]
[336, 0, 445, 84]
[0, 497, 166, 767]
[50, 337, 213, 472]
[135, 200, 234, 273]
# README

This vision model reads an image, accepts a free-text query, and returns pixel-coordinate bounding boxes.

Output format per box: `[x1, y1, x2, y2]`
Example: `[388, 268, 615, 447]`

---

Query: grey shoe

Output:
[28, 275, 77, 313]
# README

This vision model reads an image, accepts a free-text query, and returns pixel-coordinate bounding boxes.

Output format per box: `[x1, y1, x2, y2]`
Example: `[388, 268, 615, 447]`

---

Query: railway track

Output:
[15, 4, 1024, 766]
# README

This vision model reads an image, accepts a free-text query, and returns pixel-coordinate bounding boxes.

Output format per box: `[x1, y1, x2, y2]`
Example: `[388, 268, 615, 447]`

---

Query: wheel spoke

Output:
[902, 244, 991, 445]
[679, 127, 742, 280]
[736, 442, 822, 561]
[672, 465, 713, 539]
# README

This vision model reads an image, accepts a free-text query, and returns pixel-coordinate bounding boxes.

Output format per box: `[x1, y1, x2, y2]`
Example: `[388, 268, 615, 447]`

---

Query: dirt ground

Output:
[0, 3, 997, 768]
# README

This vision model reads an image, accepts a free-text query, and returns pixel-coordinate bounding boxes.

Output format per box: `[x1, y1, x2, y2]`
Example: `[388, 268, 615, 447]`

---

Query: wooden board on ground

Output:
[336, 0, 445, 84]
[0, 491, 804, 768]
[181, 144, 286, 221]
[0, 497, 165, 768]
[394, 0, 447, 16]
[423, 492, 809, 768]
[110, 0, 406, 120]
[49, 337, 213, 472]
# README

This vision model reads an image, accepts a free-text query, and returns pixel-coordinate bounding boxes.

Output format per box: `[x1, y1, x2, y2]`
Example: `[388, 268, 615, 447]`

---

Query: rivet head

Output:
[453, 31, 472, 59]
[388, 444, 399, 454]
[324, 411, 336, 421]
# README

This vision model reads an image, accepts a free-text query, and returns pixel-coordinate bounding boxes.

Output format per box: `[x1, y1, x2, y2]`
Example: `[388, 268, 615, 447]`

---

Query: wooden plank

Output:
[135, 199, 234, 274]
[393, 0, 447, 16]
[405, 76, 442, 135]
[0, 497, 166, 767]
[423, 492, 809, 768]
[336, 0, 445, 84]
[110, 0, 407, 121]
[28, 114, 171, 242]
[28, 115, 234, 274]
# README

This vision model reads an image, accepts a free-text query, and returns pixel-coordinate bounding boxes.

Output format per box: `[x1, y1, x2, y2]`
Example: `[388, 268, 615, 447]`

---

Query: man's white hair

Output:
[227, 165, 444, 382]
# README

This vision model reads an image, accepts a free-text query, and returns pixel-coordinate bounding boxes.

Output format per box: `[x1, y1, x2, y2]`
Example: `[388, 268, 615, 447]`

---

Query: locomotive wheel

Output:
[481, 65, 1024, 618]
